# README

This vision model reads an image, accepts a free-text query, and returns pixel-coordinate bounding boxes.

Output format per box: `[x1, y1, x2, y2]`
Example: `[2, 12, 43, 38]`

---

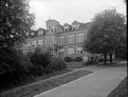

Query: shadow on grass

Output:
[107, 76, 127, 97]
[1, 69, 92, 97]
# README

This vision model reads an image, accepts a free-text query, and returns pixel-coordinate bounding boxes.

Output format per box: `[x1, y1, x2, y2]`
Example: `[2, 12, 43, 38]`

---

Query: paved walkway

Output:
[34, 61, 127, 97]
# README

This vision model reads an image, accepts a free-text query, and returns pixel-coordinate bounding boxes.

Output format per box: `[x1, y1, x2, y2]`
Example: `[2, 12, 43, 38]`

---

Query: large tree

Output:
[0, 0, 34, 82]
[0, 0, 34, 49]
[83, 8, 126, 64]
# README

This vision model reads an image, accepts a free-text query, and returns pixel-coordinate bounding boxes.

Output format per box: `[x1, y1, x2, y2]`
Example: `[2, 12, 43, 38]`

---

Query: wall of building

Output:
[23, 19, 90, 58]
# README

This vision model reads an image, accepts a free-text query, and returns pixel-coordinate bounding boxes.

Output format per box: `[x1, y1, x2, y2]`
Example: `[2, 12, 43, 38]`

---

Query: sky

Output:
[29, 0, 126, 29]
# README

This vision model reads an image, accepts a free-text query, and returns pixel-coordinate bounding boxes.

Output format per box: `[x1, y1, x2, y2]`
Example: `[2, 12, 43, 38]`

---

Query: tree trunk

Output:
[109, 53, 113, 63]
[104, 54, 107, 65]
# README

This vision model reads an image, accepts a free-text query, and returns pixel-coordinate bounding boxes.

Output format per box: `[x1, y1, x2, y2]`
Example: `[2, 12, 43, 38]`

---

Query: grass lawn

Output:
[66, 62, 84, 69]
[107, 76, 127, 97]
[1, 68, 92, 97]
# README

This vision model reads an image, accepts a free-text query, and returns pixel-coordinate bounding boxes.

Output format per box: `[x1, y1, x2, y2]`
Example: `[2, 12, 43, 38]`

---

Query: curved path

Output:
[34, 61, 127, 97]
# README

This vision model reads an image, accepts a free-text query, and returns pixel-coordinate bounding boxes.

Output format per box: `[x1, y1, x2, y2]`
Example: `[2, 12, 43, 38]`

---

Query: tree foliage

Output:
[83, 8, 126, 63]
[0, 0, 34, 48]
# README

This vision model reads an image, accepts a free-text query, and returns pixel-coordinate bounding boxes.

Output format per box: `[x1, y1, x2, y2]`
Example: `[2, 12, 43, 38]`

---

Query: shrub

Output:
[30, 48, 56, 74]
[74, 57, 83, 62]
[64, 56, 74, 62]
[30, 48, 46, 75]
[0, 47, 67, 91]
[81, 60, 90, 66]
[51, 57, 67, 71]
[0, 48, 32, 91]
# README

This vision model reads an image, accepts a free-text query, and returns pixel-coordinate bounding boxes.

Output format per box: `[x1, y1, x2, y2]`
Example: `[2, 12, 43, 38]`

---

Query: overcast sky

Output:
[29, 0, 126, 29]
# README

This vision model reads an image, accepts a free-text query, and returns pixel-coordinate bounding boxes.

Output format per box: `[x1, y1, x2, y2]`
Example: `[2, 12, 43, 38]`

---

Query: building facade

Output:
[23, 19, 91, 58]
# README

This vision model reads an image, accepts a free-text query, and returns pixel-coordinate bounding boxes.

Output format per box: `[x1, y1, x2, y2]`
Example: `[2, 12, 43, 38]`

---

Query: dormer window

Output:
[64, 23, 71, 32]
[64, 28, 68, 31]
[72, 20, 80, 30]
[31, 32, 34, 36]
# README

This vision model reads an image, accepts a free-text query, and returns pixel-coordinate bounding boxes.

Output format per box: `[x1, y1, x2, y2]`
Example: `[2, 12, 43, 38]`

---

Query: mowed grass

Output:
[108, 76, 127, 97]
[1, 68, 92, 97]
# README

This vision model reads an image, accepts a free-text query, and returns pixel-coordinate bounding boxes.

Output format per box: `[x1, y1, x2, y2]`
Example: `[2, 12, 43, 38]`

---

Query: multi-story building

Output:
[23, 19, 91, 58]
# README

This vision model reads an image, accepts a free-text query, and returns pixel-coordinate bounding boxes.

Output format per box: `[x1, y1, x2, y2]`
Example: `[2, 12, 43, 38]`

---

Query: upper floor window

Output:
[49, 36, 54, 44]
[64, 26, 69, 31]
[64, 28, 68, 31]
[51, 29, 53, 32]
[67, 35, 74, 43]
[32, 41, 37, 47]
[38, 40, 43, 46]
[72, 25, 76, 30]
[58, 37, 64, 44]
[38, 30, 43, 35]
[45, 37, 49, 45]
[76, 34, 84, 42]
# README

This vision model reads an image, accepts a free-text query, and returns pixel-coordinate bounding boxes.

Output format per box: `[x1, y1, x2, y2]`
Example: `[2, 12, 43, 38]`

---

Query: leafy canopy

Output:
[0, 0, 34, 48]
[83, 8, 126, 54]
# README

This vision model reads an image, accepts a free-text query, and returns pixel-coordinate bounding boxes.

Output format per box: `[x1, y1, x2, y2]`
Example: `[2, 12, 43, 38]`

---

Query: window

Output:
[38, 30, 43, 35]
[68, 46, 74, 55]
[32, 41, 37, 47]
[51, 29, 53, 32]
[45, 37, 49, 45]
[72, 25, 76, 30]
[58, 37, 64, 44]
[38, 40, 43, 46]
[64, 29, 68, 31]
[42, 47, 46, 52]
[76, 34, 84, 42]
[58, 49, 64, 56]
[49, 36, 54, 44]
[64, 26, 69, 31]
[48, 47, 54, 54]
[25, 43, 30, 48]
[67, 35, 74, 43]
[77, 47, 83, 54]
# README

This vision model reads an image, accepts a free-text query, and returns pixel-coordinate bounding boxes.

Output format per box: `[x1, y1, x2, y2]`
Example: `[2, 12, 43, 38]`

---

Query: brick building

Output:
[22, 19, 91, 58]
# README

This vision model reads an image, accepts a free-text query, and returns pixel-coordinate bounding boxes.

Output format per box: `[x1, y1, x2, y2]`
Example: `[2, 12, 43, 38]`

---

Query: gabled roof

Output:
[46, 19, 59, 24]
[26, 27, 46, 39]
[64, 23, 70, 26]
[38, 27, 46, 31]
[72, 20, 80, 25]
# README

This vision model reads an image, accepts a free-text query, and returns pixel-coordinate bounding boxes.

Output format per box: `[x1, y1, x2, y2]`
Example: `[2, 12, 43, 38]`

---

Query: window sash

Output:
[67, 35, 74, 43]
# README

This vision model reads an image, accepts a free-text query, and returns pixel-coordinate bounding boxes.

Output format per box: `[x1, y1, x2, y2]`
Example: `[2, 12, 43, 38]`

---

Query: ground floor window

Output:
[68, 46, 74, 55]
[77, 47, 83, 54]
[58, 49, 64, 56]
[47, 47, 54, 54]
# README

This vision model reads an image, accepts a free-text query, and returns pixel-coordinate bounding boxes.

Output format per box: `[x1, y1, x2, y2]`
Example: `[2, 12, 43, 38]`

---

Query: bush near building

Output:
[64, 56, 74, 62]
[74, 57, 83, 62]
[0, 48, 67, 92]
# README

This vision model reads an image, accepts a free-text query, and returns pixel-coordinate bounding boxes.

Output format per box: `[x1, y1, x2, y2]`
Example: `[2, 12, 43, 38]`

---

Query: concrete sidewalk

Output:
[34, 62, 127, 97]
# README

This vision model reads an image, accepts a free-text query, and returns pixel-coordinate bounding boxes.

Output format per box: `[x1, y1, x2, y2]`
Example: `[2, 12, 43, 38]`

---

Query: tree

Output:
[83, 8, 126, 64]
[0, 0, 34, 49]
[0, 0, 34, 87]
